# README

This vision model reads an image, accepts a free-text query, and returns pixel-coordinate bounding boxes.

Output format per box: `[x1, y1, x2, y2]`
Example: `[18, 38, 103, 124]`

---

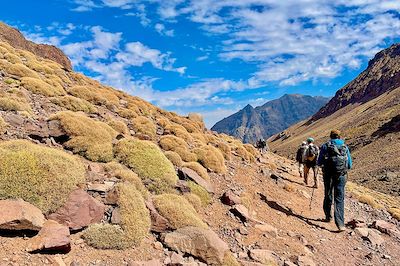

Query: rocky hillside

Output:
[211, 94, 329, 143]
[269, 44, 400, 197]
[1, 23, 400, 266]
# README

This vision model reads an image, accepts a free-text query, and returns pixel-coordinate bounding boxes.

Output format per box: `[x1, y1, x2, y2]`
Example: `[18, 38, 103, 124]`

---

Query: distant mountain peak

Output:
[211, 94, 329, 143]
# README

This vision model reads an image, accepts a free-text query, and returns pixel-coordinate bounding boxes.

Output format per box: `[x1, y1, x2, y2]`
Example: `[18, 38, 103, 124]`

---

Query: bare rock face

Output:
[178, 167, 215, 194]
[0, 199, 45, 231]
[48, 189, 106, 231]
[0, 22, 72, 70]
[26, 220, 71, 253]
[162, 226, 229, 265]
[221, 191, 241, 206]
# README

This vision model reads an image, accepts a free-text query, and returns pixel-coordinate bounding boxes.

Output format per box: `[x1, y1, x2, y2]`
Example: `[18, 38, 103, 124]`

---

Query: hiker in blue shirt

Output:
[317, 129, 352, 232]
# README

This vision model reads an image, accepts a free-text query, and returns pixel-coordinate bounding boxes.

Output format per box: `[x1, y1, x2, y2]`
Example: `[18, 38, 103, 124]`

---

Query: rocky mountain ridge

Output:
[212, 94, 329, 143]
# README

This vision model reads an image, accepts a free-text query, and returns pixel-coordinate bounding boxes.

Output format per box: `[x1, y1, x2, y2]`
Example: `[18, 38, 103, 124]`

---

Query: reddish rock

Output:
[0, 199, 45, 231]
[296, 255, 316, 266]
[230, 204, 250, 222]
[26, 220, 71, 253]
[163, 226, 229, 265]
[111, 208, 122, 224]
[220, 191, 241, 206]
[250, 249, 282, 265]
[48, 189, 106, 231]
[104, 187, 120, 205]
[145, 199, 171, 233]
[47, 120, 66, 138]
[179, 167, 215, 193]
[372, 220, 400, 237]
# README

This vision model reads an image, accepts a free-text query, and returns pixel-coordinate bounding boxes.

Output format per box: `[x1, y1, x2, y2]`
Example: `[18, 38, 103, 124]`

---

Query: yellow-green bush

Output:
[235, 145, 255, 162]
[0, 97, 31, 112]
[25, 59, 54, 75]
[388, 208, 400, 221]
[104, 162, 148, 198]
[0, 140, 85, 213]
[83, 224, 128, 249]
[215, 141, 232, 160]
[183, 193, 202, 211]
[183, 161, 209, 181]
[0, 116, 7, 133]
[223, 252, 241, 266]
[156, 117, 171, 128]
[153, 194, 207, 229]
[50, 96, 97, 113]
[5, 63, 40, 79]
[21, 77, 66, 97]
[107, 119, 129, 135]
[131, 116, 156, 139]
[50, 111, 117, 162]
[165, 123, 191, 141]
[117, 107, 138, 119]
[164, 151, 183, 167]
[187, 181, 211, 206]
[67, 85, 118, 106]
[358, 195, 383, 209]
[194, 145, 226, 173]
[114, 138, 177, 194]
[159, 135, 197, 162]
[4, 52, 23, 64]
[84, 183, 151, 249]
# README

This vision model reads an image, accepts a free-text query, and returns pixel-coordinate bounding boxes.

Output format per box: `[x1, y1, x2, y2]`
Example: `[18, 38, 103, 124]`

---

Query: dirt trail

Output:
[205, 153, 400, 266]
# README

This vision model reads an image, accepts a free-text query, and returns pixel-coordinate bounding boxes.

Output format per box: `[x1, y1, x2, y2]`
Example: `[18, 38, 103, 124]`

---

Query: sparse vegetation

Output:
[114, 138, 178, 194]
[183, 161, 209, 180]
[117, 107, 138, 119]
[50, 95, 97, 113]
[0, 97, 31, 112]
[215, 141, 232, 160]
[0, 116, 7, 133]
[21, 77, 66, 96]
[183, 193, 202, 211]
[107, 119, 129, 135]
[194, 145, 226, 173]
[104, 162, 149, 198]
[67, 85, 119, 106]
[83, 224, 128, 249]
[235, 145, 255, 162]
[131, 116, 156, 139]
[223, 252, 241, 266]
[165, 123, 191, 141]
[244, 143, 258, 157]
[159, 135, 197, 162]
[187, 181, 211, 206]
[164, 151, 183, 167]
[153, 194, 207, 229]
[283, 183, 295, 192]
[50, 111, 117, 162]
[4, 63, 40, 79]
[388, 208, 400, 221]
[0, 140, 85, 213]
[358, 194, 383, 209]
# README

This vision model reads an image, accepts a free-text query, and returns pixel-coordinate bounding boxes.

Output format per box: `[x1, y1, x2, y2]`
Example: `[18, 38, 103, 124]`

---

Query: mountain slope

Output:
[212, 94, 329, 143]
[270, 44, 400, 197]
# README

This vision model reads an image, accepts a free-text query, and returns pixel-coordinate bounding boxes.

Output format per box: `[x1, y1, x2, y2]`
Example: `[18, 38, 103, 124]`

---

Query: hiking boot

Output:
[337, 225, 346, 232]
[323, 217, 331, 223]
[313, 184, 318, 189]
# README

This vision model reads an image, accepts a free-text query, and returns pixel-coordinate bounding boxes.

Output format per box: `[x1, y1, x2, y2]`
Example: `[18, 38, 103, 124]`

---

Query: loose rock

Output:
[0, 199, 45, 231]
[26, 220, 70, 253]
[221, 191, 241, 206]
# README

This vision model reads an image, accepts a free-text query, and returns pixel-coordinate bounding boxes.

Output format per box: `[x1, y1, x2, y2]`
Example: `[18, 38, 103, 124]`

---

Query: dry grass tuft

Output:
[131, 116, 157, 139]
[107, 119, 129, 135]
[4, 63, 40, 79]
[164, 151, 183, 167]
[117, 108, 138, 119]
[182, 161, 209, 180]
[194, 145, 226, 173]
[283, 183, 295, 192]
[164, 123, 191, 141]
[235, 145, 255, 162]
[50, 96, 97, 113]
[0, 140, 85, 213]
[50, 111, 117, 162]
[0, 116, 8, 134]
[187, 181, 211, 206]
[21, 77, 66, 96]
[388, 208, 400, 221]
[244, 143, 259, 157]
[183, 193, 202, 211]
[67, 85, 119, 106]
[84, 183, 150, 249]
[0, 97, 31, 112]
[153, 194, 207, 229]
[215, 141, 232, 160]
[159, 135, 197, 162]
[358, 194, 383, 209]
[114, 138, 178, 194]
[223, 252, 241, 266]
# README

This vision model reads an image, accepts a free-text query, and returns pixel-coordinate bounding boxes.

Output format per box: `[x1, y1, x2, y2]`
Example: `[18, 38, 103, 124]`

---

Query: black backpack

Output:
[325, 141, 348, 174]
[306, 145, 318, 162]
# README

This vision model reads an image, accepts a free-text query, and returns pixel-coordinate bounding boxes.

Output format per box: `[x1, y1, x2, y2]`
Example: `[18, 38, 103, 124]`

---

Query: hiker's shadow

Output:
[279, 175, 312, 188]
[258, 193, 338, 233]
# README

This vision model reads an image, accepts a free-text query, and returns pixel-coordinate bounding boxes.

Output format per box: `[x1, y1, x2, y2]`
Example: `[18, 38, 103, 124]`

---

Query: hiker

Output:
[317, 129, 352, 232]
[256, 138, 268, 153]
[296, 141, 307, 178]
[303, 137, 319, 188]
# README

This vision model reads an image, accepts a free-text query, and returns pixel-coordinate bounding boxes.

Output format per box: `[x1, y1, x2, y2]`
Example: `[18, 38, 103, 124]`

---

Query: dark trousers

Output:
[323, 173, 346, 228]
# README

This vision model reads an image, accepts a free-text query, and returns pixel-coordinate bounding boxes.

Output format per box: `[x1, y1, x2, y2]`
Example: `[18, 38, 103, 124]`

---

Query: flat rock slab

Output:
[230, 204, 250, 222]
[26, 220, 70, 253]
[221, 191, 241, 206]
[255, 223, 278, 237]
[48, 189, 106, 231]
[163, 226, 229, 265]
[372, 220, 400, 237]
[0, 199, 45, 231]
[179, 167, 215, 194]
[250, 249, 282, 265]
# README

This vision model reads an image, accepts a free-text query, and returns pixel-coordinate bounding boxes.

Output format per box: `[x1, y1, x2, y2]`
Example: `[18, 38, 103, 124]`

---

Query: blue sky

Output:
[1, 1, 400, 127]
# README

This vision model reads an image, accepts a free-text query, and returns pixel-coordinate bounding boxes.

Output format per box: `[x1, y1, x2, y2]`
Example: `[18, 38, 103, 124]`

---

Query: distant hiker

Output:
[296, 141, 308, 178]
[256, 138, 268, 153]
[303, 137, 319, 188]
[317, 129, 352, 232]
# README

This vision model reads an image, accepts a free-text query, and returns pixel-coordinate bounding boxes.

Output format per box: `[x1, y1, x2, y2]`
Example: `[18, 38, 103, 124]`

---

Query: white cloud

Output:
[154, 23, 175, 37]
[71, 0, 99, 12]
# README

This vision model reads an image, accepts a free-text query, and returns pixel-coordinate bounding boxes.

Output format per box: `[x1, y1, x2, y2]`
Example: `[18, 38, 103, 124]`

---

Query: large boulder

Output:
[26, 220, 71, 253]
[220, 191, 241, 206]
[0, 199, 45, 231]
[162, 226, 229, 265]
[48, 189, 106, 230]
[178, 167, 215, 193]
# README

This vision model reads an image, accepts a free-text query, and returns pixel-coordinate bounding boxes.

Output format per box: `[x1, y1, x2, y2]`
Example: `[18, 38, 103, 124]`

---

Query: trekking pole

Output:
[309, 167, 319, 210]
